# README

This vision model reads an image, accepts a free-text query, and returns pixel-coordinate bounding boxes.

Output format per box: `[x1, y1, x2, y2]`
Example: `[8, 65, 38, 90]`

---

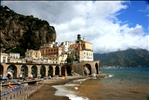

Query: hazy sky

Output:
[1, 1, 149, 53]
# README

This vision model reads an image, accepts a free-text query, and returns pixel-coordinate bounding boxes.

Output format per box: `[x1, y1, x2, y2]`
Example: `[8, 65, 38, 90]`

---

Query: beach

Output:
[28, 68, 149, 100]
[28, 77, 149, 100]
[27, 83, 69, 100]
[27, 76, 85, 100]
[1, 68, 149, 100]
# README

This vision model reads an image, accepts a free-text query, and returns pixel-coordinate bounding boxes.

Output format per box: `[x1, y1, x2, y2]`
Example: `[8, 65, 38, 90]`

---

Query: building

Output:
[0, 52, 8, 63]
[69, 34, 94, 62]
[9, 53, 20, 59]
[25, 49, 42, 60]
[40, 42, 63, 64]
[0, 52, 24, 63]
[60, 41, 73, 52]
[40, 42, 59, 48]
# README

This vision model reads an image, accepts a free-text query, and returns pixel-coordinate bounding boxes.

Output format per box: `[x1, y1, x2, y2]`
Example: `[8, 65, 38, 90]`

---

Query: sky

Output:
[1, 1, 149, 53]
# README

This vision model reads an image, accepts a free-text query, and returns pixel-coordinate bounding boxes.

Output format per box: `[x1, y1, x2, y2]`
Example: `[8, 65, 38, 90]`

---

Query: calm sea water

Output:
[53, 68, 149, 100]
[101, 67, 149, 84]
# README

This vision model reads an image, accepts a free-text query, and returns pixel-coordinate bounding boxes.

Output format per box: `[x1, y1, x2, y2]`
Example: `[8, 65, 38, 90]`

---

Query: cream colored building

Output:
[8, 58, 22, 63]
[25, 49, 42, 60]
[60, 53, 68, 64]
[79, 50, 93, 62]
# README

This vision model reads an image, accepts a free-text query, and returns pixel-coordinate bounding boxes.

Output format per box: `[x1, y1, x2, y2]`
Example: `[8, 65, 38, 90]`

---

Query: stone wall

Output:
[72, 60, 100, 76]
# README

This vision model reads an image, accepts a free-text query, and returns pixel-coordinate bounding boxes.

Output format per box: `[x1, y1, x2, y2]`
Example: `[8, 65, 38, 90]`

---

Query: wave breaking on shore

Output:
[52, 78, 89, 100]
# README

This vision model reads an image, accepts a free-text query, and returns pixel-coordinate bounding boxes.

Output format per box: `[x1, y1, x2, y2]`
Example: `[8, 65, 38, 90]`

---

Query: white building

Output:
[79, 50, 93, 62]
[0, 52, 8, 63]
[60, 41, 73, 52]
[9, 53, 20, 58]
[60, 53, 68, 64]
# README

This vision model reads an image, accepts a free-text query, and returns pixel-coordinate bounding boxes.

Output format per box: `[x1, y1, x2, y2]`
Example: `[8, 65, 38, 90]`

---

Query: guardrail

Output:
[1, 84, 44, 100]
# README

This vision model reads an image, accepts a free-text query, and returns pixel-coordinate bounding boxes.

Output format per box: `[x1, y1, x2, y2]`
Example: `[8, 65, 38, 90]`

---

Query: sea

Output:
[53, 67, 149, 100]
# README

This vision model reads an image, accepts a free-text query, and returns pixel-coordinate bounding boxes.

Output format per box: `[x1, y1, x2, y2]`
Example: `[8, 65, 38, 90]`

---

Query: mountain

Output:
[0, 6, 56, 56]
[94, 48, 149, 68]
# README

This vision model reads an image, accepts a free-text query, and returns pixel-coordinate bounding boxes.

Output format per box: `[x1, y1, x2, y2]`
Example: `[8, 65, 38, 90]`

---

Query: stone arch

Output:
[48, 65, 53, 77]
[66, 65, 72, 76]
[31, 65, 37, 78]
[61, 66, 66, 76]
[40, 65, 46, 78]
[95, 63, 99, 74]
[55, 65, 59, 76]
[21, 65, 28, 78]
[0, 64, 4, 76]
[7, 64, 17, 78]
[83, 64, 92, 76]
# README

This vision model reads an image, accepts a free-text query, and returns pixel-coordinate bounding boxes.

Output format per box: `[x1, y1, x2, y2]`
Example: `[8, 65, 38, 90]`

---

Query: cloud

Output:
[1, 1, 149, 53]
[139, 5, 149, 17]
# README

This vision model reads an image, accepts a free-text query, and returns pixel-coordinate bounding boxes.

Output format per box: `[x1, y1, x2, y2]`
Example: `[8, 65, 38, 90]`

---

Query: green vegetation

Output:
[0, 5, 56, 56]
[66, 55, 73, 64]
[9, 47, 26, 57]
[94, 48, 149, 67]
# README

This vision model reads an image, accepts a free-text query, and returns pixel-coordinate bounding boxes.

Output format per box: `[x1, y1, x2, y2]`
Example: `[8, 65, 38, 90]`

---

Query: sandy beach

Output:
[27, 76, 85, 100]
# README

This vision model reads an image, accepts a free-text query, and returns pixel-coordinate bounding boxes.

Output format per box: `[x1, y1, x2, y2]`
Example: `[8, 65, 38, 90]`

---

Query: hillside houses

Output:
[0, 34, 94, 64]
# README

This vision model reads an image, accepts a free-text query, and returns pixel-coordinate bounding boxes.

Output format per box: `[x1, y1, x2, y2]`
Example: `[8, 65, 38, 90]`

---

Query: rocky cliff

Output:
[0, 6, 56, 56]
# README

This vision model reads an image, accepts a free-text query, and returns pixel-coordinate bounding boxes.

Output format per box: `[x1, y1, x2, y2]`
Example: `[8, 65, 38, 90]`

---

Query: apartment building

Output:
[25, 49, 42, 60]
[69, 34, 94, 62]
[40, 42, 63, 64]
[9, 53, 20, 58]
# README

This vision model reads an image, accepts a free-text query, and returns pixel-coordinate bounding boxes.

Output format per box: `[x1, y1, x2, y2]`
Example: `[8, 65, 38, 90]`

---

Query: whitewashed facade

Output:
[0, 53, 8, 63]
[9, 53, 20, 58]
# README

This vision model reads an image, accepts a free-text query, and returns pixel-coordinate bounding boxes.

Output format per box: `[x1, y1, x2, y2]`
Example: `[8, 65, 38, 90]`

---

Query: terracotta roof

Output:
[69, 44, 78, 48]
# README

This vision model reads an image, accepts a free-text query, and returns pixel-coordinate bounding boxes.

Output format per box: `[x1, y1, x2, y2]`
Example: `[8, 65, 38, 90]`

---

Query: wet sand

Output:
[2, 77, 149, 100]
[27, 84, 69, 100]
[27, 76, 85, 100]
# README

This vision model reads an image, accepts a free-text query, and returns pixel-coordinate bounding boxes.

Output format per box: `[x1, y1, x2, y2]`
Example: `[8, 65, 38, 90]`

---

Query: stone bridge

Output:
[0, 60, 100, 78]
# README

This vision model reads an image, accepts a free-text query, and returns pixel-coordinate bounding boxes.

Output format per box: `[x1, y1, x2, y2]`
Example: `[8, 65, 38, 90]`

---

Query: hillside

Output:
[94, 48, 149, 68]
[0, 6, 56, 56]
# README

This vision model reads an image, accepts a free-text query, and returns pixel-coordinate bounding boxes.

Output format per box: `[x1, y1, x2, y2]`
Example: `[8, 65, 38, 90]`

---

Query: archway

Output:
[61, 66, 66, 76]
[40, 65, 46, 78]
[7, 64, 17, 78]
[66, 65, 72, 76]
[21, 65, 28, 78]
[48, 65, 53, 77]
[0, 64, 4, 77]
[31, 65, 37, 78]
[95, 63, 99, 74]
[55, 65, 59, 76]
[83, 64, 92, 76]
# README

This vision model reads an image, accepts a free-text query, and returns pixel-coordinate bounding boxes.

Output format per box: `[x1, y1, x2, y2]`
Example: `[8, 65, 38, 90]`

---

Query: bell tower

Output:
[76, 34, 82, 43]
[77, 34, 81, 40]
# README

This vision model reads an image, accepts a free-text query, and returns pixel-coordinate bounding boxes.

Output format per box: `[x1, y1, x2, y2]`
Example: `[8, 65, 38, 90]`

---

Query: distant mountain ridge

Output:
[94, 48, 149, 68]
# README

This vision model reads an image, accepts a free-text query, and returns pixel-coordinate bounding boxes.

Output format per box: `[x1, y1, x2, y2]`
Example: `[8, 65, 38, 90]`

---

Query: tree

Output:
[66, 55, 73, 64]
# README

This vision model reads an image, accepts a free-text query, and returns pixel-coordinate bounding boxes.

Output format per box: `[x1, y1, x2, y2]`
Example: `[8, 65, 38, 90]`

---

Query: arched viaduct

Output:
[0, 60, 100, 78]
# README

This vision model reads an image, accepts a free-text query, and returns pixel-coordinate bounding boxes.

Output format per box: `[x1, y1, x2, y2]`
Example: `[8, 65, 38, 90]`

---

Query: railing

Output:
[1, 83, 44, 100]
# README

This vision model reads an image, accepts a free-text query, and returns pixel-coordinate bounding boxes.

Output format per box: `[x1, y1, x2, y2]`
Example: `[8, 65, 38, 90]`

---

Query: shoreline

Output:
[27, 76, 86, 100]
[1, 75, 107, 100]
